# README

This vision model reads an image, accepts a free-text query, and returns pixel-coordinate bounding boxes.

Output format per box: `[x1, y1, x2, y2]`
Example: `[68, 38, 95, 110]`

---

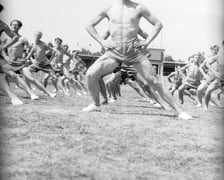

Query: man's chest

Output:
[108, 6, 140, 23]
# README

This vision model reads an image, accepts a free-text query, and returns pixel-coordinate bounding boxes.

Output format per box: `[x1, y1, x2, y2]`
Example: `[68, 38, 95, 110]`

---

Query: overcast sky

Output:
[1, 0, 223, 61]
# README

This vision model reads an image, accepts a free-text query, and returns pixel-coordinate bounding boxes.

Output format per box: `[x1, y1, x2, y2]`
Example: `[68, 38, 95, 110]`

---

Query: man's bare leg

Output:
[177, 84, 187, 104]
[57, 76, 70, 96]
[4, 70, 39, 100]
[133, 59, 192, 119]
[22, 67, 56, 97]
[0, 75, 23, 105]
[83, 56, 118, 112]
[126, 79, 148, 99]
[204, 80, 220, 109]
[196, 82, 208, 107]
[99, 77, 108, 104]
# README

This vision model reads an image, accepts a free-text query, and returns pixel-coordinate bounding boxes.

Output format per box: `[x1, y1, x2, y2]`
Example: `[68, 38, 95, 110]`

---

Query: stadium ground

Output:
[0, 80, 223, 180]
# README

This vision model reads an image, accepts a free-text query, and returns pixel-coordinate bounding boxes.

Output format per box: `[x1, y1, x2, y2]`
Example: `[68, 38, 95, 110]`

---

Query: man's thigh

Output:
[207, 79, 221, 92]
[133, 58, 159, 85]
[87, 54, 119, 77]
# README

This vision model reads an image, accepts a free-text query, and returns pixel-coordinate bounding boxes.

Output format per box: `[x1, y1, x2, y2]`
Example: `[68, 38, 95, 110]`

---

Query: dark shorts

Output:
[119, 67, 137, 84]
[29, 62, 54, 73]
[185, 78, 200, 89]
[0, 60, 25, 74]
[220, 79, 224, 87]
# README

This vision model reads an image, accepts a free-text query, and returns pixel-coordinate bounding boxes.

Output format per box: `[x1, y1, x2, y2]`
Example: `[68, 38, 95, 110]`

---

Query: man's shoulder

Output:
[102, 4, 114, 14]
[0, 20, 9, 30]
[40, 41, 48, 47]
[18, 36, 28, 43]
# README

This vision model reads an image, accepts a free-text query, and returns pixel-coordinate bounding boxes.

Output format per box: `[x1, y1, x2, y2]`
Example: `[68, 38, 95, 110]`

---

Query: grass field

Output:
[0, 80, 223, 180]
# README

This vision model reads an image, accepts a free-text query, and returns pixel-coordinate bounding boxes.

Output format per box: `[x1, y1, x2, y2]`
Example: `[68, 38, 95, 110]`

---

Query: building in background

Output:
[79, 48, 186, 76]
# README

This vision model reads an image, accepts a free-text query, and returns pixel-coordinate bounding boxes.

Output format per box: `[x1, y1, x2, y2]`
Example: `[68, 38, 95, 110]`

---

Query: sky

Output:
[0, 0, 223, 61]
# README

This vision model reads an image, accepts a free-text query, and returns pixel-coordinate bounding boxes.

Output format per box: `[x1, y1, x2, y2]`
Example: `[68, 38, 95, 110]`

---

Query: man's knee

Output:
[86, 70, 99, 81]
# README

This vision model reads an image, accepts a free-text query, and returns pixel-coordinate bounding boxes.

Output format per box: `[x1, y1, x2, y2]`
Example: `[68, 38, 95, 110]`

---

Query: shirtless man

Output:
[0, 4, 23, 105]
[196, 45, 220, 107]
[102, 27, 167, 107]
[83, 0, 192, 119]
[69, 50, 88, 95]
[177, 54, 202, 104]
[1, 16, 38, 103]
[22, 31, 56, 97]
[44, 37, 72, 96]
[203, 41, 224, 109]
[167, 66, 183, 95]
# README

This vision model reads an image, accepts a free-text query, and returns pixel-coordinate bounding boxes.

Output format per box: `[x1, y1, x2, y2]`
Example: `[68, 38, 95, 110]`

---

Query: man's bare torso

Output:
[33, 41, 49, 62]
[187, 63, 201, 81]
[217, 49, 224, 79]
[52, 48, 65, 65]
[106, 2, 142, 42]
[7, 36, 27, 60]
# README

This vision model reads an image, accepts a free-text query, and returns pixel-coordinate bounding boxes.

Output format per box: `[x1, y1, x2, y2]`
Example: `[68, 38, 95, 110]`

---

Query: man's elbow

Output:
[85, 24, 91, 32]
[157, 22, 163, 30]
[85, 22, 95, 32]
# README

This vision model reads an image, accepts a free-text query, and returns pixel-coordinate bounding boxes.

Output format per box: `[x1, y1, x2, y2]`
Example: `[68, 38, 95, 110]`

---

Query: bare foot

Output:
[204, 106, 208, 110]
[153, 102, 162, 108]
[31, 94, 39, 100]
[109, 98, 116, 103]
[101, 100, 108, 105]
[82, 104, 100, 112]
[178, 112, 192, 120]
[77, 92, 82, 96]
[49, 93, 57, 98]
[64, 92, 70, 96]
[196, 103, 202, 107]
[11, 98, 23, 106]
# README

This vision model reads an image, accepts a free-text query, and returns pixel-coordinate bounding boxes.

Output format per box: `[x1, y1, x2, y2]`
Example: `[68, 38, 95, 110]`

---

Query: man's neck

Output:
[12, 31, 20, 36]
[35, 39, 41, 44]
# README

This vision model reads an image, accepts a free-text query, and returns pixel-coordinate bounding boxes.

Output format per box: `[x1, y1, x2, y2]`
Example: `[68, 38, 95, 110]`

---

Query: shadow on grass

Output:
[109, 111, 176, 118]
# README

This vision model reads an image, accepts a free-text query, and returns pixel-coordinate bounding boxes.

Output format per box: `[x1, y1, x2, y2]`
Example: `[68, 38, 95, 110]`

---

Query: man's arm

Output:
[0, 24, 19, 52]
[179, 64, 190, 72]
[63, 49, 72, 59]
[167, 72, 175, 83]
[26, 47, 35, 60]
[102, 30, 110, 40]
[206, 55, 220, 78]
[140, 5, 163, 46]
[138, 27, 149, 39]
[44, 43, 54, 52]
[85, 8, 109, 47]
[199, 61, 209, 79]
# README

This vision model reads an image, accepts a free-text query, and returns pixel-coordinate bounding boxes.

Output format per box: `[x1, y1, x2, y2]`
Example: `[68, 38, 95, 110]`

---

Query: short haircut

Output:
[55, 37, 62, 43]
[35, 31, 43, 36]
[210, 45, 219, 50]
[0, 4, 4, 12]
[72, 50, 79, 54]
[10, 19, 23, 27]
